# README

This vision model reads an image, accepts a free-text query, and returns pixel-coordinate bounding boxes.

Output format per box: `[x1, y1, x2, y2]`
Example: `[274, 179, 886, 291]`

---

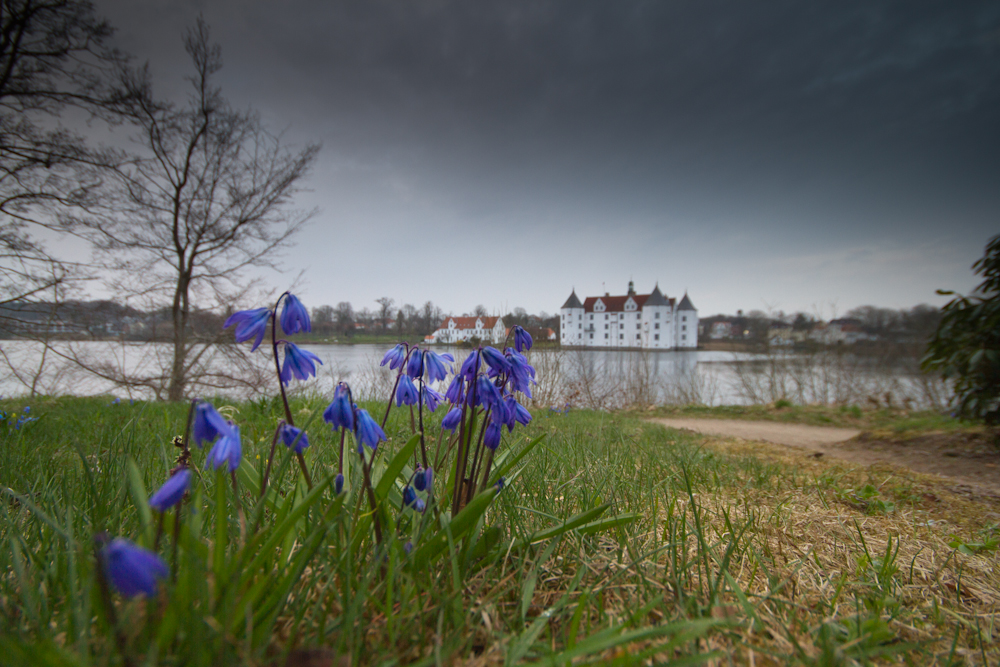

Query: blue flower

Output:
[281, 423, 310, 454]
[280, 342, 323, 384]
[323, 383, 354, 431]
[206, 424, 241, 472]
[514, 400, 532, 426]
[423, 351, 454, 383]
[280, 293, 311, 335]
[421, 386, 444, 412]
[104, 538, 168, 598]
[513, 326, 533, 352]
[396, 375, 418, 406]
[224, 308, 272, 352]
[476, 376, 503, 412]
[441, 406, 463, 432]
[505, 349, 535, 397]
[424, 467, 434, 494]
[415, 498, 426, 513]
[483, 421, 502, 450]
[381, 344, 407, 370]
[459, 350, 480, 380]
[481, 346, 510, 375]
[149, 468, 191, 512]
[495, 476, 505, 492]
[334, 473, 344, 495]
[414, 466, 426, 491]
[192, 401, 231, 448]
[444, 375, 465, 404]
[406, 348, 423, 379]
[500, 395, 517, 431]
[402, 485, 418, 508]
[355, 408, 386, 452]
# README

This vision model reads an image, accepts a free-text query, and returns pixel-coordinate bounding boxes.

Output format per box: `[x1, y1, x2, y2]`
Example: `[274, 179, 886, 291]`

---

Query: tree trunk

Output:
[167, 272, 191, 401]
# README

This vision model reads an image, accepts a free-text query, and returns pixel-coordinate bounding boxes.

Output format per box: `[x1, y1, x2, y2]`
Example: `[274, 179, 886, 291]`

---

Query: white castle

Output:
[560, 281, 698, 349]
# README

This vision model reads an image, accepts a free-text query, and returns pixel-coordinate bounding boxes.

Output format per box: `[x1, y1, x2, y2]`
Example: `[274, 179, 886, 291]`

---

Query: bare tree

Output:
[473, 304, 487, 317]
[0, 0, 129, 321]
[67, 20, 318, 400]
[335, 301, 354, 336]
[375, 297, 394, 333]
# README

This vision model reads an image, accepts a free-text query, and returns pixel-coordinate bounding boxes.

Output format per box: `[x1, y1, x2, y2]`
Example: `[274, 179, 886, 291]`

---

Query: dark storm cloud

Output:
[93, 0, 1000, 313]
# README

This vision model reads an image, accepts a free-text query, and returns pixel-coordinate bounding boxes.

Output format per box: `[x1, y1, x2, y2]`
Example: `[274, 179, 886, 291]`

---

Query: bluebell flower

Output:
[423, 351, 454, 383]
[492, 396, 512, 427]
[355, 408, 386, 452]
[206, 424, 241, 472]
[23, 406, 30, 413]
[421, 386, 443, 412]
[381, 344, 407, 370]
[104, 537, 168, 598]
[396, 375, 418, 406]
[505, 349, 535, 397]
[476, 376, 503, 412]
[459, 350, 480, 380]
[414, 465, 426, 491]
[402, 485, 417, 508]
[280, 342, 323, 384]
[513, 325, 533, 352]
[224, 308, 272, 352]
[495, 476, 505, 492]
[110, 397, 121, 405]
[500, 395, 517, 431]
[481, 346, 511, 375]
[334, 473, 344, 495]
[483, 421, 502, 450]
[149, 468, 191, 512]
[279, 293, 311, 335]
[192, 401, 230, 448]
[444, 375, 465, 404]
[424, 467, 434, 494]
[281, 423, 310, 454]
[415, 498, 426, 513]
[406, 348, 423, 379]
[441, 406, 463, 432]
[323, 383, 354, 432]
[514, 400, 532, 426]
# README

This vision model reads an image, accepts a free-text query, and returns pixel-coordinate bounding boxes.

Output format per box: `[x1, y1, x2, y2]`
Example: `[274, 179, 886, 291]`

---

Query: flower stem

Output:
[260, 422, 283, 498]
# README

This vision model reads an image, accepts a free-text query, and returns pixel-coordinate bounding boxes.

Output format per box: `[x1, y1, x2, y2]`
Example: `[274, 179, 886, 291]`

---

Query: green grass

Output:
[1, 397, 997, 665]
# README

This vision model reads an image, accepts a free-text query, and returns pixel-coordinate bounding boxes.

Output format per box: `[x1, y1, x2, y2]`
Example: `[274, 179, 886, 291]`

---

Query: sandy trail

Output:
[648, 417, 1000, 496]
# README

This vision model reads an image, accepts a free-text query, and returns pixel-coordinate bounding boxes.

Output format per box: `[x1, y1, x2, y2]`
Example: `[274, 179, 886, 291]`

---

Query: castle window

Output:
[619, 324, 623, 330]
[654, 334, 659, 341]
[636, 324, 640, 330]
[682, 335, 686, 341]
[636, 334, 641, 340]
[605, 314, 608, 320]
[589, 333, 593, 339]
[604, 324, 608, 330]
[655, 312, 660, 319]
[604, 334, 608, 339]
[655, 323, 659, 330]
[682, 325, 686, 331]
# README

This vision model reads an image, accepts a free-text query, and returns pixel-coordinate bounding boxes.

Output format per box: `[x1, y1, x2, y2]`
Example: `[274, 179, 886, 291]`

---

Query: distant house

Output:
[429, 316, 506, 344]
[767, 322, 793, 346]
[560, 281, 698, 349]
[709, 321, 733, 340]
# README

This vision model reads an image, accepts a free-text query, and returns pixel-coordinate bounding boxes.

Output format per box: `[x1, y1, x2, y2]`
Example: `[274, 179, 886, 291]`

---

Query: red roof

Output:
[442, 316, 501, 330]
[582, 294, 674, 313]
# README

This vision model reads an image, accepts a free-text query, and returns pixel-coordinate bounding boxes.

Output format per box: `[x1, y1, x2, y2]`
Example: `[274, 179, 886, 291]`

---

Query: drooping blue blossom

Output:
[206, 424, 242, 472]
[223, 308, 272, 352]
[500, 395, 517, 431]
[396, 375, 418, 406]
[444, 375, 465, 404]
[149, 468, 191, 512]
[414, 498, 426, 513]
[483, 421, 502, 450]
[355, 408, 386, 452]
[334, 473, 344, 495]
[421, 386, 444, 412]
[280, 423, 310, 454]
[380, 344, 407, 370]
[481, 346, 511, 375]
[495, 476, 505, 492]
[405, 348, 423, 379]
[505, 349, 535, 397]
[413, 465, 426, 491]
[423, 351, 454, 383]
[104, 537, 168, 598]
[280, 342, 323, 384]
[110, 397, 121, 405]
[441, 406, 463, 432]
[279, 293, 311, 335]
[513, 325, 533, 353]
[424, 467, 434, 494]
[514, 400, 532, 426]
[476, 376, 503, 412]
[323, 383, 354, 432]
[402, 485, 417, 508]
[192, 401, 230, 448]
[459, 350, 480, 380]
[491, 396, 511, 427]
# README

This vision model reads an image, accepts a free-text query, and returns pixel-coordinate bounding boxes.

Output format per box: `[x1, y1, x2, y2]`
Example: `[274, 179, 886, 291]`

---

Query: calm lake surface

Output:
[0, 341, 944, 409]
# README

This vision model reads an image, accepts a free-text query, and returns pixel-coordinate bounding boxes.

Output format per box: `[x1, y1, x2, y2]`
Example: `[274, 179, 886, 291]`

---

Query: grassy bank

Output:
[1, 396, 997, 664]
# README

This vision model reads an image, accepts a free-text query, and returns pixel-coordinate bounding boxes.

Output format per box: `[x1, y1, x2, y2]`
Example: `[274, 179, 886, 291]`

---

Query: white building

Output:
[559, 282, 698, 349]
[428, 316, 506, 344]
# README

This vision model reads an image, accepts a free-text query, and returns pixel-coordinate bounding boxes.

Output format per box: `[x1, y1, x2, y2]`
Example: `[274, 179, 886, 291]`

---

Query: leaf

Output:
[126, 458, 154, 547]
[411, 488, 497, 568]
[489, 433, 545, 486]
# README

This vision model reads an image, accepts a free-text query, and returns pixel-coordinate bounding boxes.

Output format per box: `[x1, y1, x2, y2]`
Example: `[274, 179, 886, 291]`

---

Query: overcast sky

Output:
[91, 0, 999, 319]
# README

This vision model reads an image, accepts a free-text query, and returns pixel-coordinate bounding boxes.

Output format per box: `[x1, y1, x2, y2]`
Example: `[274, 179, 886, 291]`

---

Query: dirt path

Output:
[648, 417, 1000, 496]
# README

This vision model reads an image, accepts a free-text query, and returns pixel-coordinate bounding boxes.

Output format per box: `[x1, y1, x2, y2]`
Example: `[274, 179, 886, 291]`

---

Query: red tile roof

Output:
[441, 316, 501, 330]
[582, 294, 675, 313]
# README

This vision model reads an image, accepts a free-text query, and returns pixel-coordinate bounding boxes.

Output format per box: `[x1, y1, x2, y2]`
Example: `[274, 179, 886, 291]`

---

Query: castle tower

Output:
[560, 289, 584, 346]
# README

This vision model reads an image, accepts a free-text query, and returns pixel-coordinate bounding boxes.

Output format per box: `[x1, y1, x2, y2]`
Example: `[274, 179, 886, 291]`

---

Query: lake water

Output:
[0, 340, 948, 409]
